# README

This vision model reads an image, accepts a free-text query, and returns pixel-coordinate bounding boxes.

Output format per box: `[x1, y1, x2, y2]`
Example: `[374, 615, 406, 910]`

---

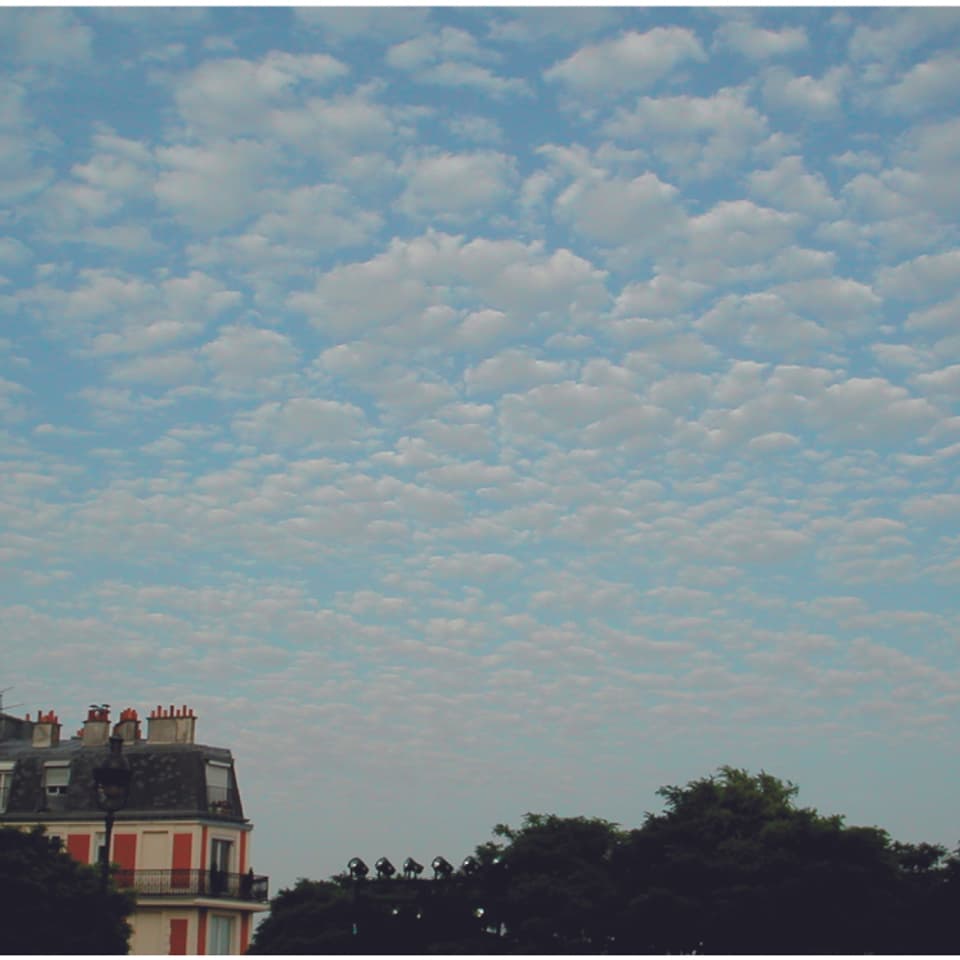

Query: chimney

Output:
[32, 710, 61, 748]
[112, 707, 142, 744]
[82, 705, 112, 747]
[147, 704, 196, 744]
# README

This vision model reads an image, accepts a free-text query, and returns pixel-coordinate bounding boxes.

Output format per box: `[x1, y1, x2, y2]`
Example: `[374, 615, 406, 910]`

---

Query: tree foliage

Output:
[0, 826, 134, 954]
[248, 767, 960, 954]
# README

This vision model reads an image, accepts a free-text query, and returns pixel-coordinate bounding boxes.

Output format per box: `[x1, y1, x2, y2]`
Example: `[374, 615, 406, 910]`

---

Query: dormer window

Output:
[0, 761, 14, 811]
[43, 761, 70, 796]
[206, 761, 232, 812]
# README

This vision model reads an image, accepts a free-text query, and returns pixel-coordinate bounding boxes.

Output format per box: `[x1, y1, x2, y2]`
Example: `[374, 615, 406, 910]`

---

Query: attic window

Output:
[206, 761, 232, 810]
[0, 761, 14, 812]
[44, 761, 70, 796]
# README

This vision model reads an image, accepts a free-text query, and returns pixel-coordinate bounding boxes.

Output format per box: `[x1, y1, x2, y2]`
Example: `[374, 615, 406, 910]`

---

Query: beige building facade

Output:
[0, 704, 268, 954]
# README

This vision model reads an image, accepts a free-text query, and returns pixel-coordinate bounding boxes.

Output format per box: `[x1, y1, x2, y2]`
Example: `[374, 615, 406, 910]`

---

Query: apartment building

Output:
[0, 703, 268, 954]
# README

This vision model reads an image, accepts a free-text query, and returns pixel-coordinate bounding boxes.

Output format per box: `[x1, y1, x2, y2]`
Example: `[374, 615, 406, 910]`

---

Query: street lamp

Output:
[348, 857, 369, 881]
[92, 736, 131, 893]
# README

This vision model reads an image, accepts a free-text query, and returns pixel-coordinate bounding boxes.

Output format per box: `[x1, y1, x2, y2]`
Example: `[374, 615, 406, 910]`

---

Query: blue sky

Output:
[2, 6, 960, 896]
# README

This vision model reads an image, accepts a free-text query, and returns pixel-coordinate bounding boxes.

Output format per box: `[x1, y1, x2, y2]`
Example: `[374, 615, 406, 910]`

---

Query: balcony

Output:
[206, 785, 239, 817]
[115, 869, 269, 902]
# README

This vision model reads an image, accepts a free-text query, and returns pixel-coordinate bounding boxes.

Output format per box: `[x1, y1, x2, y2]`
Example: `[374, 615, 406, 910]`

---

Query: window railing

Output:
[114, 869, 269, 902]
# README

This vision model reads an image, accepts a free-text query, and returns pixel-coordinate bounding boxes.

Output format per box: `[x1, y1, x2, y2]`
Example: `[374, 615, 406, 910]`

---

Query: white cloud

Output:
[773, 277, 881, 335]
[810, 377, 939, 445]
[288, 232, 609, 338]
[712, 20, 808, 60]
[108, 350, 203, 386]
[233, 397, 370, 449]
[906, 296, 960, 334]
[155, 139, 277, 231]
[293, 7, 431, 44]
[387, 26, 489, 71]
[0, 78, 55, 203]
[202, 325, 299, 390]
[396, 150, 516, 222]
[901, 493, 960, 521]
[849, 9, 960, 66]
[544, 27, 706, 97]
[254, 184, 383, 248]
[554, 172, 684, 249]
[895, 117, 960, 217]
[615, 275, 709, 317]
[748, 156, 841, 217]
[175, 51, 348, 136]
[913, 365, 960, 401]
[464, 348, 569, 395]
[681, 200, 800, 278]
[696, 292, 829, 356]
[414, 61, 530, 99]
[269, 91, 398, 167]
[876, 250, 960, 301]
[386, 27, 528, 99]
[2, 8, 92, 66]
[449, 114, 504, 145]
[500, 380, 672, 451]
[884, 53, 960, 114]
[762, 66, 847, 116]
[605, 87, 767, 180]
[20, 269, 240, 356]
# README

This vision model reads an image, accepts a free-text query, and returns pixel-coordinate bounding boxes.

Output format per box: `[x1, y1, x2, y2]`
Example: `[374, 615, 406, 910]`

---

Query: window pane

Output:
[206, 763, 230, 790]
[208, 916, 234, 955]
[45, 766, 70, 787]
[211, 839, 232, 871]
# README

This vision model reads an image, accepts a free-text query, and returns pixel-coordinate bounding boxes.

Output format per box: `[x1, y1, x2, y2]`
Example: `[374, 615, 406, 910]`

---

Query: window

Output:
[95, 831, 106, 866]
[0, 762, 14, 812]
[208, 915, 234, 955]
[210, 838, 232, 873]
[44, 762, 70, 795]
[206, 761, 232, 810]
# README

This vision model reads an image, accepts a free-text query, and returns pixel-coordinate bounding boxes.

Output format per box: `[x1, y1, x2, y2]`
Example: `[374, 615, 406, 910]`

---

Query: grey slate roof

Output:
[0, 733, 246, 824]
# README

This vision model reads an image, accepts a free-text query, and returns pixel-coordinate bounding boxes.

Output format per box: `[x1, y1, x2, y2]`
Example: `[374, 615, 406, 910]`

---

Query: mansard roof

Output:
[0, 731, 246, 824]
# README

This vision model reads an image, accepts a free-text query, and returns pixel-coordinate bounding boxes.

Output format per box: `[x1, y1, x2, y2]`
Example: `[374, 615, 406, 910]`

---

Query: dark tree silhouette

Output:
[247, 767, 959, 954]
[0, 826, 133, 954]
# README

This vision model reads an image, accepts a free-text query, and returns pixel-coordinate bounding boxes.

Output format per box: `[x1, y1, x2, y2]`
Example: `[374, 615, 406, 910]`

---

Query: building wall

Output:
[22, 817, 259, 954]
[42, 818, 250, 872]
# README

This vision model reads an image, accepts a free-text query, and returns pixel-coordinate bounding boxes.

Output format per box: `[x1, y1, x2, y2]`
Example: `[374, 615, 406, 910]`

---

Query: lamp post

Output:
[92, 736, 132, 893]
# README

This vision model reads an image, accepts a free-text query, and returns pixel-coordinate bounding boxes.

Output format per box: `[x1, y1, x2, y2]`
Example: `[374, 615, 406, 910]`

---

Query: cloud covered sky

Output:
[2, 6, 960, 892]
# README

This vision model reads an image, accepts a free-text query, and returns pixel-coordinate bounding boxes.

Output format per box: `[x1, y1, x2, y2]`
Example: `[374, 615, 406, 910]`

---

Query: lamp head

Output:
[375, 857, 396, 880]
[92, 735, 131, 813]
[431, 855, 453, 879]
[347, 857, 369, 880]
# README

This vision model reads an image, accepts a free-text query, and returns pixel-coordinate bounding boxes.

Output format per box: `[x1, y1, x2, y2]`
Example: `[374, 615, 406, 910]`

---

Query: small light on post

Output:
[92, 735, 132, 893]
[347, 857, 369, 881]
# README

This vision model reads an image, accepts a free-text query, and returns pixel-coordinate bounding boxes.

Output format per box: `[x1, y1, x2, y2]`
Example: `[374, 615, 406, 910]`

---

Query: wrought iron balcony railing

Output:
[115, 868, 269, 902]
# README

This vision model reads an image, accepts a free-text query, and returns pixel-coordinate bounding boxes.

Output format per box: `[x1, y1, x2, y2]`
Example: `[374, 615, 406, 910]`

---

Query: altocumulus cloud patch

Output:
[2, 6, 960, 898]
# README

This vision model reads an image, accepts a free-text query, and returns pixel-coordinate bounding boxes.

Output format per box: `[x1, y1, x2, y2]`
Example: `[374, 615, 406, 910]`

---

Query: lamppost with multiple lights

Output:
[345, 853, 497, 945]
[92, 735, 132, 893]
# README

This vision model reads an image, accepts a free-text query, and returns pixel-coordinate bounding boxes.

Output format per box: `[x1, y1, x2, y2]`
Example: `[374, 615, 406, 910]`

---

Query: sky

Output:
[2, 5, 960, 899]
